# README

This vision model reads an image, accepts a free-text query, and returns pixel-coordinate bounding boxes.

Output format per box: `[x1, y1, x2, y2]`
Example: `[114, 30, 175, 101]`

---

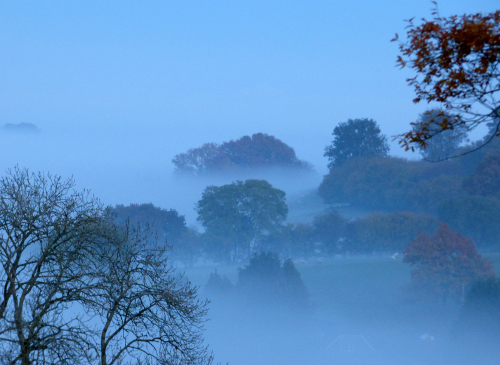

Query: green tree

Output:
[403, 223, 495, 302]
[197, 179, 288, 263]
[324, 118, 389, 168]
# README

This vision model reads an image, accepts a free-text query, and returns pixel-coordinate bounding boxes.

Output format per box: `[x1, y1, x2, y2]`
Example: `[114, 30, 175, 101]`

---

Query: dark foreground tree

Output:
[403, 223, 495, 302]
[0, 167, 106, 364]
[324, 118, 389, 168]
[394, 7, 500, 151]
[83, 224, 212, 365]
[197, 180, 288, 263]
[0, 167, 212, 365]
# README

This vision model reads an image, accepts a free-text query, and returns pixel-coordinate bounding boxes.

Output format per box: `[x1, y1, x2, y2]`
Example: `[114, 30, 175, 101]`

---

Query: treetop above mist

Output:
[324, 118, 389, 168]
[172, 133, 313, 175]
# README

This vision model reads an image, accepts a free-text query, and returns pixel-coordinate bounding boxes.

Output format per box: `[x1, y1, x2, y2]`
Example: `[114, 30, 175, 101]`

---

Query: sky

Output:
[0, 0, 498, 219]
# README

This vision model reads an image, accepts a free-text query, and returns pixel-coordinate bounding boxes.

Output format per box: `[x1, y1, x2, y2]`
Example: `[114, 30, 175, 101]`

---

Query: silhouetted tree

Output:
[0, 168, 213, 365]
[237, 252, 309, 310]
[205, 270, 234, 298]
[324, 118, 389, 168]
[82, 223, 212, 365]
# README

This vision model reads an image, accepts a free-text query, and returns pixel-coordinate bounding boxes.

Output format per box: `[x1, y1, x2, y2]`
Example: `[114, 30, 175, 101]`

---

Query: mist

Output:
[2, 1, 500, 364]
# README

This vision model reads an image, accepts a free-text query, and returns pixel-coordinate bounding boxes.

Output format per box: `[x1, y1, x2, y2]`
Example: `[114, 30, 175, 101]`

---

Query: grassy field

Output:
[184, 253, 500, 364]
[186, 253, 500, 314]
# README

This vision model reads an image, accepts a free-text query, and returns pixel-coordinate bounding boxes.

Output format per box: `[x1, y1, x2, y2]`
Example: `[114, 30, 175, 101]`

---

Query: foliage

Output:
[312, 211, 348, 255]
[319, 157, 419, 210]
[324, 118, 389, 168]
[403, 223, 495, 302]
[113, 203, 187, 243]
[438, 195, 500, 250]
[462, 153, 500, 200]
[258, 223, 318, 260]
[237, 252, 309, 310]
[113, 203, 202, 266]
[413, 109, 469, 161]
[197, 179, 288, 263]
[394, 7, 500, 151]
[173, 133, 312, 175]
[346, 211, 438, 254]
[405, 168, 464, 213]
[318, 156, 466, 213]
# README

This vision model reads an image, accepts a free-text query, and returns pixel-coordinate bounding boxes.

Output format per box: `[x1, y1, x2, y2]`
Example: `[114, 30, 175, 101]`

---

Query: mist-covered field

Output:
[185, 255, 500, 365]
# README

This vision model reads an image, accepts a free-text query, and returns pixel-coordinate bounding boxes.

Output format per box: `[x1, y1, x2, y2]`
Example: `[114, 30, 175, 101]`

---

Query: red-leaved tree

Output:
[393, 4, 500, 152]
[403, 223, 495, 302]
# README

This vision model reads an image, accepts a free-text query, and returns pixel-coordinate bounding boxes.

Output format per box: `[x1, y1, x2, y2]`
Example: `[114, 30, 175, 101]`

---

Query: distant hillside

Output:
[3, 123, 40, 134]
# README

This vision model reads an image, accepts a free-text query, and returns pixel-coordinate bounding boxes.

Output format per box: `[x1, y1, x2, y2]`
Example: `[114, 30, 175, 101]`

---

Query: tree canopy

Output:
[173, 133, 312, 175]
[403, 223, 495, 302]
[196, 179, 288, 262]
[237, 252, 309, 310]
[324, 118, 389, 168]
[394, 7, 500, 151]
[113, 203, 187, 243]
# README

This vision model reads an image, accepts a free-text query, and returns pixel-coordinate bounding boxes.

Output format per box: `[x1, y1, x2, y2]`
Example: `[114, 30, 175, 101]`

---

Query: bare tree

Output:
[0, 167, 213, 365]
[82, 223, 212, 365]
[0, 167, 106, 364]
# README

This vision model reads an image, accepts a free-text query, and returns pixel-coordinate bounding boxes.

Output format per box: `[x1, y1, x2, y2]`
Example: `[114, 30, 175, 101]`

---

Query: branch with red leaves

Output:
[393, 4, 500, 152]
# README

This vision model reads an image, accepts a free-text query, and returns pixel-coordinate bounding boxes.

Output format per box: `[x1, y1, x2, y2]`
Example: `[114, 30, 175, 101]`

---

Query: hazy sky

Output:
[0, 1, 498, 215]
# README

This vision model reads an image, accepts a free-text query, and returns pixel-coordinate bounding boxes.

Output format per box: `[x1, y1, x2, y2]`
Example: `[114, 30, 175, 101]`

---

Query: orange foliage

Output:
[394, 5, 500, 152]
[403, 223, 495, 302]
